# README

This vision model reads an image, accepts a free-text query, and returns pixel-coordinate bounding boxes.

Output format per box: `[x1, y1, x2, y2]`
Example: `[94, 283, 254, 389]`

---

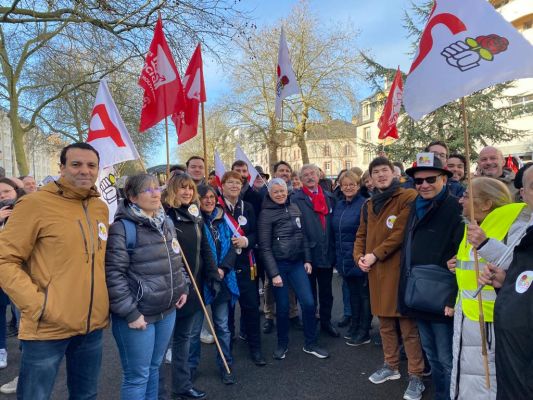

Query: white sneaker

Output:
[0, 349, 6, 369]
[200, 328, 214, 344]
[165, 348, 172, 364]
[0, 376, 18, 394]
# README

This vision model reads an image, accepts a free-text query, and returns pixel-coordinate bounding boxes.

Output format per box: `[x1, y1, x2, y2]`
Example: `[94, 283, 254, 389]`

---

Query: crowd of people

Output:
[0, 140, 531, 400]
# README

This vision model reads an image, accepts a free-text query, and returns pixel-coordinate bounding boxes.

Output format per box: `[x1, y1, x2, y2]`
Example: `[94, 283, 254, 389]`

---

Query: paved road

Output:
[1, 273, 434, 399]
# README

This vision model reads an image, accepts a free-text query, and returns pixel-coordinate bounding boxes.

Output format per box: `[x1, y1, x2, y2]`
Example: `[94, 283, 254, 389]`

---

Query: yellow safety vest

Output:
[456, 203, 526, 322]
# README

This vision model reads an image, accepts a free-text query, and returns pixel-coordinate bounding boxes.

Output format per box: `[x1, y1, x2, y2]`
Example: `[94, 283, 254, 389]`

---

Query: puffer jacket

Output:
[331, 193, 366, 277]
[105, 201, 188, 323]
[0, 178, 109, 340]
[258, 195, 311, 278]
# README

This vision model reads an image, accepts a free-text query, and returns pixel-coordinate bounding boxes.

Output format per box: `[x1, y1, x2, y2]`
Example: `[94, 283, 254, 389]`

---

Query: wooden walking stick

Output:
[174, 239, 231, 375]
[461, 97, 491, 389]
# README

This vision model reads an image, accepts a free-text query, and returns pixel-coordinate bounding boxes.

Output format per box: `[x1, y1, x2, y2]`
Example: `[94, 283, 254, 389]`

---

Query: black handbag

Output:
[403, 221, 457, 314]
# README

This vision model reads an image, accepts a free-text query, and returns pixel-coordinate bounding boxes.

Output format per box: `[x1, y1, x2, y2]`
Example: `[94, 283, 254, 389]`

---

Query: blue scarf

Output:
[415, 187, 447, 220]
[202, 209, 240, 305]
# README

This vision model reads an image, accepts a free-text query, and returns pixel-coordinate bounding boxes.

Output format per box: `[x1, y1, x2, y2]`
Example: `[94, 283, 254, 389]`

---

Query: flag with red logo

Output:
[403, 0, 533, 120]
[275, 27, 299, 118]
[235, 145, 259, 184]
[87, 80, 140, 168]
[214, 151, 243, 237]
[378, 67, 403, 140]
[138, 17, 184, 132]
[505, 155, 519, 174]
[172, 44, 206, 144]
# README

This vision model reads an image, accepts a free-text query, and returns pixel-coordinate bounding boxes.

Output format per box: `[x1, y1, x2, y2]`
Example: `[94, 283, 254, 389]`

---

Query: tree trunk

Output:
[11, 119, 29, 176]
[295, 103, 310, 164]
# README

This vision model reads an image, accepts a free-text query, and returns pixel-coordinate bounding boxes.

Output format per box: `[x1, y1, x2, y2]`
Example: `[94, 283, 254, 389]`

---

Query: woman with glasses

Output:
[163, 174, 220, 400]
[448, 177, 529, 399]
[105, 174, 188, 399]
[331, 171, 372, 346]
[191, 184, 239, 384]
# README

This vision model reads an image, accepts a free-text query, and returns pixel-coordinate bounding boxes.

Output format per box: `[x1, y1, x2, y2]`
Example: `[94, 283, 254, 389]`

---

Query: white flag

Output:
[275, 27, 300, 118]
[87, 80, 140, 168]
[214, 151, 226, 188]
[97, 166, 119, 224]
[403, 0, 533, 121]
[235, 145, 259, 185]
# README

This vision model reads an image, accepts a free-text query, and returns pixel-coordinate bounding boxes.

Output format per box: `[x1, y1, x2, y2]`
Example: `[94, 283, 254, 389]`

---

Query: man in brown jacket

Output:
[354, 157, 425, 400]
[0, 143, 109, 399]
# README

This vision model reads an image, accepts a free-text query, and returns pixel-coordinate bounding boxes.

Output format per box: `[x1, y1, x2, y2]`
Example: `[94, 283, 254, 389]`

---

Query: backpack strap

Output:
[120, 219, 137, 255]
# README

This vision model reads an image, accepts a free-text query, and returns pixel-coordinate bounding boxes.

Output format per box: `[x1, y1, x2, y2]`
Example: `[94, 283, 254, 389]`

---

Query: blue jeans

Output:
[18, 329, 103, 400]
[341, 278, 352, 317]
[0, 289, 9, 349]
[112, 312, 175, 400]
[189, 300, 233, 372]
[417, 319, 453, 400]
[273, 261, 317, 347]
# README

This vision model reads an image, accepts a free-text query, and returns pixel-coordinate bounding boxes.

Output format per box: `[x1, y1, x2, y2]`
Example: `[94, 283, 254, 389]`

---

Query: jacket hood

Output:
[41, 177, 100, 200]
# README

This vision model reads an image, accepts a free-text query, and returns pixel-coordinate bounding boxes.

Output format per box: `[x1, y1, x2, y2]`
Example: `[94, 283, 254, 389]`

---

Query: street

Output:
[1, 273, 434, 399]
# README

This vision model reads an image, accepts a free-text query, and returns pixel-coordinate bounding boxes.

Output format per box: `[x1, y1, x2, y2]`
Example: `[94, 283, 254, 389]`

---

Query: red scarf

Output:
[302, 185, 328, 229]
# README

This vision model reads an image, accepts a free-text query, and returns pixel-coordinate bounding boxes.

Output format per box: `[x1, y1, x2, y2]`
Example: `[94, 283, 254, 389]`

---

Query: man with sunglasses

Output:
[398, 153, 464, 400]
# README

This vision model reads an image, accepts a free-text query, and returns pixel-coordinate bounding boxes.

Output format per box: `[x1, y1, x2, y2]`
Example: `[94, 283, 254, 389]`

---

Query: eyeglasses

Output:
[413, 175, 442, 185]
[341, 183, 358, 189]
[141, 187, 162, 195]
[224, 180, 242, 187]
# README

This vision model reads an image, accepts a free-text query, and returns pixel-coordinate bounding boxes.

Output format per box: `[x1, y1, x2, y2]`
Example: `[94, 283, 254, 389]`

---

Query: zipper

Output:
[82, 202, 96, 334]
[194, 222, 201, 278]
[78, 220, 89, 263]
[161, 226, 174, 309]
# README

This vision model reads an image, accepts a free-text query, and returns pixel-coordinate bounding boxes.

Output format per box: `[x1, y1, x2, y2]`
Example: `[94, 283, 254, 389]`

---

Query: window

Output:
[324, 161, 331, 172]
[363, 152, 370, 165]
[363, 127, 371, 142]
[362, 103, 370, 120]
[345, 161, 352, 169]
[323, 145, 331, 157]
[344, 144, 352, 156]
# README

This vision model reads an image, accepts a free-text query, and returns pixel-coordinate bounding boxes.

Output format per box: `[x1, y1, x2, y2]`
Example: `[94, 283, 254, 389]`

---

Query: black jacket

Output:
[397, 190, 464, 322]
[291, 189, 336, 268]
[258, 195, 311, 278]
[241, 182, 263, 218]
[167, 204, 220, 317]
[224, 198, 257, 268]
[105, 201, 188, 323]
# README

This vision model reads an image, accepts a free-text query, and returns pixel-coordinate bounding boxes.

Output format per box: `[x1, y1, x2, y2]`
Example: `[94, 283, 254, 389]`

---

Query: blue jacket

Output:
[331, 194, 366, 277]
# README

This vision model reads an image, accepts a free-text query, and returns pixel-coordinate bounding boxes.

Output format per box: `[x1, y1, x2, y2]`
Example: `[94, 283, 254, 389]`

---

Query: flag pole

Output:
[461, 96, 490, 389]
[201, 102, 208, 170]
[165, 117, 170, 178]
[174, 239, 231, 375]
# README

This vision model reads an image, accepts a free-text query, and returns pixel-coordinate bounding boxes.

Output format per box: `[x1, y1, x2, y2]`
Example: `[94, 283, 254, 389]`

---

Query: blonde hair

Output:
[471, 177, 512, 211]
[163, 174, 199, 208]
[340, 170, 361, 186]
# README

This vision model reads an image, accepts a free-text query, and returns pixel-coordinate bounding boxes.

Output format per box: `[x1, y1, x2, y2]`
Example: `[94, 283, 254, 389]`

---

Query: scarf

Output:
[302, 184, 328, 229]
[129, 203, 166, 233]
[372, 179, 400, 215]
[415, 186, 447, 220]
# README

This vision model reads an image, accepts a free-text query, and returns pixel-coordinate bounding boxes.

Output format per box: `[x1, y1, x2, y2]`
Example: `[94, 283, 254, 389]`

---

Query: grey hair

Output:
[124, 173, 159, 200]
[299, 163, 320, 179]
[267, 178, 287, 193]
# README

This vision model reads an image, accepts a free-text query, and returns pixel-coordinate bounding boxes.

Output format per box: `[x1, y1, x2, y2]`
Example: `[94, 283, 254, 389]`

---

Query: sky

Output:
[151, 0, 418, 166]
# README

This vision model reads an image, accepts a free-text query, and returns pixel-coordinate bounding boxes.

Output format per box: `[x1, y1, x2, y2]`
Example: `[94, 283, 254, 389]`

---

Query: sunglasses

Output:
[413, 175, 442, 185]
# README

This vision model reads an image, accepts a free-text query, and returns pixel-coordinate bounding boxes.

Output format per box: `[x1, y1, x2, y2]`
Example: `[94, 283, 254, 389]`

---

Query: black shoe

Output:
[346, 334, 371, 347]
[175, 388, 207, 400]
[343, 326, 357, 340]
[262, 319, 274, 334]
[273, 345, 288, 360]
[321, 323, 340, 338]
[302, 344, 329, 359]
[251, 351, 267, 366]
[221, 370, 236, 385]
[290, 317, 303, 330]
[337, 316, 351, 328]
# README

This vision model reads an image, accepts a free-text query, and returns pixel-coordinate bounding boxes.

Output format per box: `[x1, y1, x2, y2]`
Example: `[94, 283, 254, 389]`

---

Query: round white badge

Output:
[295, 217, 302, 229]
[188, 204, 199, 217]
[515, 271, 533, 294]
[386, 215, 397, 229]
[236, 248, 242, 255]
[238, 215, 248, 226]
[97, 222, 108, 241]
[171, 238, 180, 254]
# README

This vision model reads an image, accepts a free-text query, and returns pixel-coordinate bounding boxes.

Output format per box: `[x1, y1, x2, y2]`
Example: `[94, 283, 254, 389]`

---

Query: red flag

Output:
[378, 67, 403, 140]
[506, 155, 519, 174]
[172, 44, 206, 144]
[138, 17, 184, 132]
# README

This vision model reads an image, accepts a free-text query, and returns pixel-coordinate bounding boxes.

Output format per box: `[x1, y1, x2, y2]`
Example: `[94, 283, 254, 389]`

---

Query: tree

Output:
[0, 0, 248, 174]
[360, 1, 523, 162]
[222, 0, 361, 168]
